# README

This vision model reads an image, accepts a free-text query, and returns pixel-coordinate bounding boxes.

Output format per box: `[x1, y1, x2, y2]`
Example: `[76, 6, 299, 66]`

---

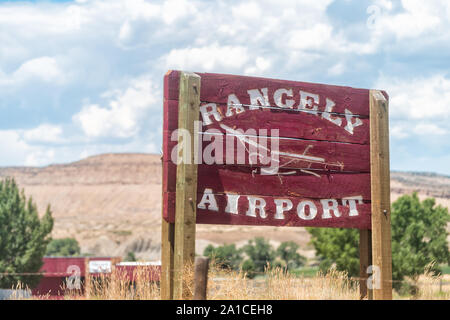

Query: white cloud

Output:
[0, 4, 78, 35]
[376, 74, 450, 120]
[0, 130, 56, 167]
[391, 121, 448, 139]
[390, 122, 410, 139]
[13, 57, 65, 84]
[244, 57, 272, 76]
[231, 2, 262, 20]
[165, 44, 249, 71]
[376, 74, 450, 138]
[288, 24, 333, 50]
[123, 0, 161, 21]
[25, 149, 56, 167]
[73, 76, 159, 138]
[374, 0, 393, 11]
[378, 1, 442, 39]
[23, 124, 65, 144]
[0, 130, 30, 164]
[328, 62, 345, 76]
[161, 0, 197, 24]
[0, 56, 66, 87]
[118, 20, 133, 42]
[364, 0, 450, 54]
[413, 123, 447, 136]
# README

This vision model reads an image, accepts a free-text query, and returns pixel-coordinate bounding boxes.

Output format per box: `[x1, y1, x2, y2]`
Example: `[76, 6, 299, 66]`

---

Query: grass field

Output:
[20, 263, 449, 300]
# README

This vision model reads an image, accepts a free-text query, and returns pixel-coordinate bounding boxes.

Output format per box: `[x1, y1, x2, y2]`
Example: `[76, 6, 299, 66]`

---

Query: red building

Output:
[32, 257, 161, 298]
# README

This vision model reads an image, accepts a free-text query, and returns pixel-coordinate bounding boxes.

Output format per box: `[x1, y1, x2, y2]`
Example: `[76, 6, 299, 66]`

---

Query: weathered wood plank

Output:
[161, 72, 175, 300]
[370, 89, 392, 300]
[165, 128, 371, 172]
[165, 71, 370, 116]
[162, 71, 180, 210]
[162, 161, 371, 223]
[165, 163, 371, 200]
[164, 69, 180, 101]
[173, 72, 201, 300]
[165, 99, 369, 145]
[160, 219, 174, 300]
[164, 191, 371, 229]
[193, 257, 209, 300]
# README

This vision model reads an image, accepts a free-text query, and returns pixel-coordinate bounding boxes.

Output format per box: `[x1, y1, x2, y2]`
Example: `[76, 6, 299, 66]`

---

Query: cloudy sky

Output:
[0, 0, 449, 175]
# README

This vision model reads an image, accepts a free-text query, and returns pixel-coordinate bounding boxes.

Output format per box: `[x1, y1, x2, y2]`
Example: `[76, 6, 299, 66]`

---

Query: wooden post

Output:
[369, 90, 392, 300]
[359, 229, 372, 300]
[84, 257, 91, 298]
[193, 257, 209, 300]
[161, 137, 175, 300]
[161, 219, 175, 299]
[173, 72, 201, 300]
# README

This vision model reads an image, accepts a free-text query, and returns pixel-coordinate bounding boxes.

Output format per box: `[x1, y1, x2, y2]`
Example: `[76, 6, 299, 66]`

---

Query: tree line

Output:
[204, 238, 306, 278]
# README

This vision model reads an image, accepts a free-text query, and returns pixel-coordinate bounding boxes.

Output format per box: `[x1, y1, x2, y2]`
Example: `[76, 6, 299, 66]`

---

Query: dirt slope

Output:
[1, 153, 449, 261]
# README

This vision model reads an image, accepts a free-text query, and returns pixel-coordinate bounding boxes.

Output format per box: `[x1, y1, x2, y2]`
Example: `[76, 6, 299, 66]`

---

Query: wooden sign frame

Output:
[161, 71, 392, 300]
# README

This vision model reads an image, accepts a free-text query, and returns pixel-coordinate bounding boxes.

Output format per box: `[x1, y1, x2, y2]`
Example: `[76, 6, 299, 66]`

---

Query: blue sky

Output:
[0, 0, 449, 175]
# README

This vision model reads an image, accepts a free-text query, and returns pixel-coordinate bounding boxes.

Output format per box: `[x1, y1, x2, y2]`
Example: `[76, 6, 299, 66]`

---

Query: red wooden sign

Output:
[163, 70, 377, 229]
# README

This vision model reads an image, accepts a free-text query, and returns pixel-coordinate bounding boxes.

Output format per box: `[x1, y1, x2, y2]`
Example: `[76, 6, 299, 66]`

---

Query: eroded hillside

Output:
[1, 153, 449, 261]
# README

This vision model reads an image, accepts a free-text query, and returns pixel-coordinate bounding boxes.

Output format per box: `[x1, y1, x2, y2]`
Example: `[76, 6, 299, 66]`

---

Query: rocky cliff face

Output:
[1, 153, 449, 260]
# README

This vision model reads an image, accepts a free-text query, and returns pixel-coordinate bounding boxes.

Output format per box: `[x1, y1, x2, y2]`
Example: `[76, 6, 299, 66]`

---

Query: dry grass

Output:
[208, 265, 359, 300]
[414, 274, 450, 300]
[405, 263, 450, 300]
[7, 263, 450, 300]
[80, 266, 160, 300]
[7, 282, 32, 300]
[389, 263, 450, 300]
[77, 264, 449, 300]
[265, 268, 359, 300]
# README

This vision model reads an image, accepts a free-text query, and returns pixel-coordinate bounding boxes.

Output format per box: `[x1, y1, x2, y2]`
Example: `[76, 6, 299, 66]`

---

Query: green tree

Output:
[307, 227, 360, 276]
[124, 251, 137, 262]
[241, 259, 256, 278]
[391, 193, 450, 288]
[46, 238, 80, 257]
[0, 178, 54, 288]
[242, 237, 276, 276]
[203, 243, 242, 270]
[276, 241, 307, 270]
[307, 193, 450, 292]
